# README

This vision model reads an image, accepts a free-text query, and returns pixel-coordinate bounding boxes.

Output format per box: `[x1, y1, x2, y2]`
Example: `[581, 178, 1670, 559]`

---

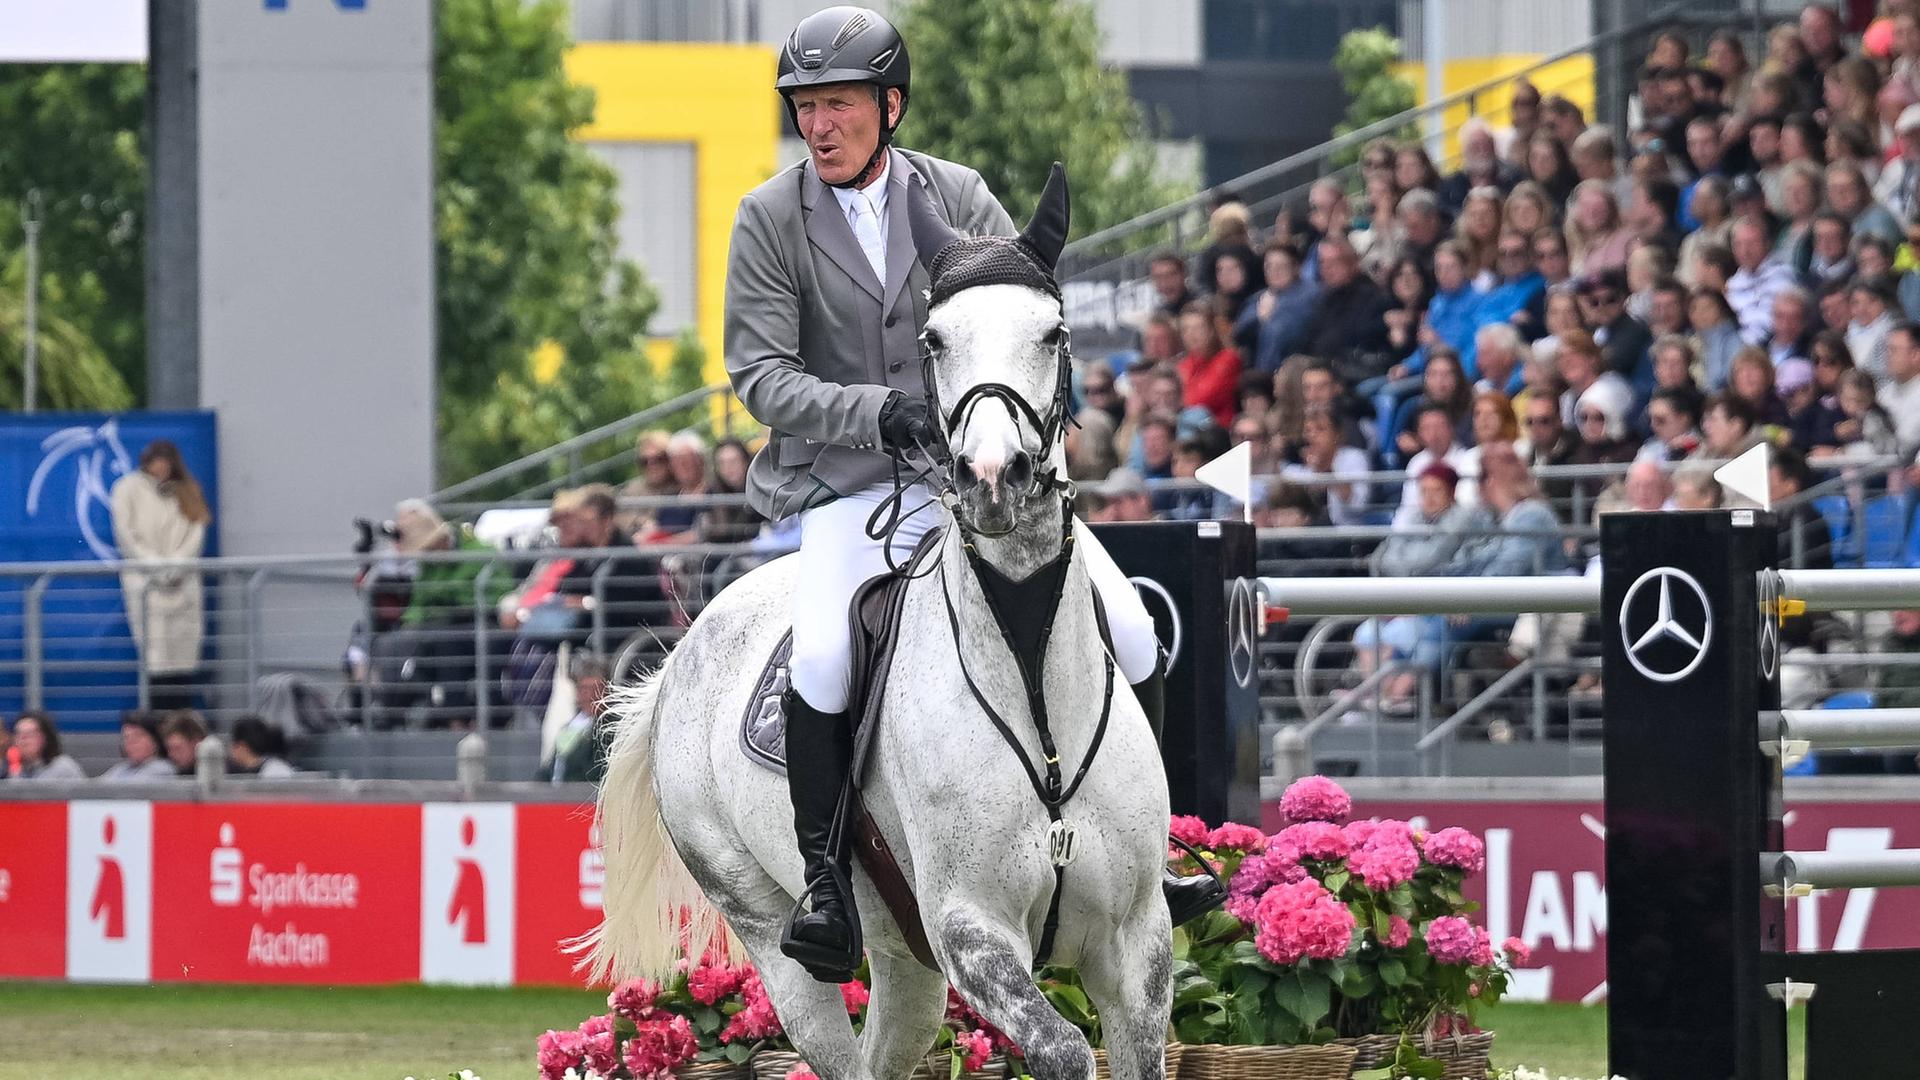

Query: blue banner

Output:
[1, 412, 220, 729]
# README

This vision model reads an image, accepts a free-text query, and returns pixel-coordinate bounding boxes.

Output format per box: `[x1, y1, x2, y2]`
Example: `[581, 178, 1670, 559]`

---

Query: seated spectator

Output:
[1677, 176, 1734, 284]
[1456, 441, 1566, 577]
[1080, 365, 1123, 426]
[649, 432, 712, 544]
[1482, 230, 1549, 339]
[1137, 414, 1178, 481]
[1880, 322, 1920, 452]
[1297, 358, 1368, 448]
[1727, 215, 1800, 344]
[1796, 331, 1855, 447]
[1648, 336, 1705, 408]
[1802, 211, 1856, 283]
[1396, 144, 1444, 200]
[1828, 161, 1903, 245]
[228, 716, 295, 778]
[1380, 255, 1435, 364]
[1770, 447, 1834, 569]
[1644, 276, 1691, 339]
[1814, 368, 1900, 460]
[1166, 437, 1224, 520]
[1697, 392, 1767, 461]
[499, 485, 652, 637]
[1817, 278, 1854, 334]
[1773, 161, 1824, 263]
[1689, 286, 1744, 390]
[1729, 347, 1794, 429]
[1855, 234, 1896, 280]
[1532, 285, 1585, 369]
[1765, 286, 1817, 367]
[618, 430, 674, 538]
[1389, 349, 1474, 469]
[1088, 467, 1155, 523]
[1617, 457, 1674, 512]
[1572, 124, 1632, 209]
[1147, 250, 1194, 319]
[1520, 391, 1581, 505]
[1877, 105, 1920, 224]
[1067, 407, 1121, 482]
[1671, 466, 1723, 509]
[1455, 389, 1520, 484]
[1303, 236, 1395, 386]
[1576, 269, 1653, 380]
[703, 438, 765, 545]
[394, 500, 509, 627]
[1284, 405, 1373, 526]
[1354, 173, 1406, 278]
[1568, 379, 1640, 500]
[1532, 225, 1574, 288]
[1234, 242, 1320, 373]
[1395, 404, 1480, 525]
[1455, 187, 1506, 285]
[1501, 80, 1544, 167]
[1641, 386, 1705, 463]
[1568, 181, 1634, 277]
[1504, 182, 1558, 239]
[1176, 300, 1243, 425]
[543, 654, 610, 784]
[159, 710, 207, 776]
[1118, 367, 1195, 464]
[1528, 129, 1581, 205]
[1848, 277, 1898, 383]
[100, 712, 175, 782]
[1474, 323, 1529, 396]
[7, 710, 85, 780]
[1441, 118, 1520, 212]
[1555, 330, 1632, 425]
[1136, 312, 1181, 372]
[1356, 462, 1494, 705]
[1197, 202, 1262, 302]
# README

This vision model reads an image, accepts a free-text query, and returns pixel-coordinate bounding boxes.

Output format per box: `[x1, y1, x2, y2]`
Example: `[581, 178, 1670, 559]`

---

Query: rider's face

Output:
[792, 83, 897, 186]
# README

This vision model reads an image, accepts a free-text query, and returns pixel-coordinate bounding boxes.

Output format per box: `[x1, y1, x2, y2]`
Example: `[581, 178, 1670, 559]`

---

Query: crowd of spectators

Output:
[1, 708, 294, 781]
[1067, 5, 1920, 549]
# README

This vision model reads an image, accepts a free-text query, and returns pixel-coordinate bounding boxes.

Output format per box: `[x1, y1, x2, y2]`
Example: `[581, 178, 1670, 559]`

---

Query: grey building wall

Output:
[195, 0, 435, 558]
[592, 141, 699, 335]
[1400, 0, 1593, 59]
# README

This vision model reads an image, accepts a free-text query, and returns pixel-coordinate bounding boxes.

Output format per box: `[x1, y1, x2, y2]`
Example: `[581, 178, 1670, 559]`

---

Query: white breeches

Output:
[787, 483, 1162, 713]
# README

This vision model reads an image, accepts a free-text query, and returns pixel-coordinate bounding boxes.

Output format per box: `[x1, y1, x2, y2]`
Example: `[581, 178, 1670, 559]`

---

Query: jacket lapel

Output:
[802, 162, 883, 303]
[882, 149, 923, 313]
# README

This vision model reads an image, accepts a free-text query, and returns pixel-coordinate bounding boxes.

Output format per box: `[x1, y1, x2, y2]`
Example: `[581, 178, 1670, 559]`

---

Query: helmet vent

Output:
[832, 12, 871, 50]
[868, 45, 897, 71]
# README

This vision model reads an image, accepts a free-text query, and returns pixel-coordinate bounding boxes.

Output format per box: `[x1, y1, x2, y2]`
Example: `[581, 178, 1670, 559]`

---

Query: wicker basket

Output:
[1177, 1043, 1359, 1080]
[675, 1063, 753, 1080]
[1417, 1032, 1494, 1080]
[751, 1050, 803, 1080]
[1332, 1034, 1400, 1073]
[1091, 1041, 1188, 1080]
[908, 1051, 1008, 1080]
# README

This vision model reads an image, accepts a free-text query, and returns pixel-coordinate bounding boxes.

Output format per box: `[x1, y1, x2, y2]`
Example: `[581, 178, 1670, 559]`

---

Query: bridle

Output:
[917, 318, 1078, 506]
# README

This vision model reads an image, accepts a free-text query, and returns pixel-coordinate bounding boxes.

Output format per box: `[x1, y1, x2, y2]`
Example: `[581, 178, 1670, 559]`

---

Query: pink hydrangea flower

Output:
[1385, 915, 1412, 949]
[609, 977, 661, 1021]
[841, 979, 870, 1014]
[786, 1068, 820, 1080]
[1347, 824, 1421, 890]
[1280, 776, 1352, 824]
[954, 1029, 995, 1072]
[1206, 822, 1267, 854]
[1421, 827, 1487, 874]
[1503, 936, 1532, 964]
[1470, 927, 1495, 967]
[537, 1029, 587, 1080]
[721, 972, 785, 1043]
[687, 962, 744, 1006]
[577, 1014, 614, 1038]
[623, 1013, 699, 1079]
[1276, 821, 1350, 861]
[1252, 879, 1356, 965]
[1223, 849, 1308, 923]
[1170, 814, 1211, 849]
[581, 1025, 620, 1077]
[1425, 916, 1478, 965]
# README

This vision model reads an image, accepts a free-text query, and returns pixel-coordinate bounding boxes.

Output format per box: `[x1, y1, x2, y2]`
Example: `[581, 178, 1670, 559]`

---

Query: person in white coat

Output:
[110, 440, 211, 710]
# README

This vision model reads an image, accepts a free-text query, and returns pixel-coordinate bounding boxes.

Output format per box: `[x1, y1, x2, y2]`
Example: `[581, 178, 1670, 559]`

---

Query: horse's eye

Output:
[1042, 326, 1067, 349]
[923, 330, 944, 354]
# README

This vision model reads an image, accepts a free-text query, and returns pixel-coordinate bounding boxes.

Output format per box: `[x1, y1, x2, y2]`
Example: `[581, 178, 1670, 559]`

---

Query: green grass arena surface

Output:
[0, 985, 1806, 1079]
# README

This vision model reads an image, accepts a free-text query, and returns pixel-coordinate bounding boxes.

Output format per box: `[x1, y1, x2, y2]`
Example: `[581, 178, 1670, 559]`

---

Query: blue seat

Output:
[1862, 495, 1911, 569]
[1812, 494, 1856, 568]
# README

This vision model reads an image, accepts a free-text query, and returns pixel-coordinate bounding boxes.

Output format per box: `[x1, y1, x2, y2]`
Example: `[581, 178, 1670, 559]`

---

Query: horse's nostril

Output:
[1005, 450, 1034, 492]
[953, 455, 979, 491]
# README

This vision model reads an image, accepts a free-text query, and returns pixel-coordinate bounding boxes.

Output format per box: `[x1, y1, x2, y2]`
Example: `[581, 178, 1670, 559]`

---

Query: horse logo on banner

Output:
[26, 418, 135, 561]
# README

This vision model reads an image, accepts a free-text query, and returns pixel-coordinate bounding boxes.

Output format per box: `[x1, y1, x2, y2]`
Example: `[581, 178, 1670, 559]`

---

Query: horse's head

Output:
[907, 164, 1073, 538]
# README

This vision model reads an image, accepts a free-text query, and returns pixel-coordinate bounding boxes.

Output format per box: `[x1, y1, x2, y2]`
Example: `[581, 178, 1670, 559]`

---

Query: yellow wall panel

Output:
[1393, 53, 1595, 164]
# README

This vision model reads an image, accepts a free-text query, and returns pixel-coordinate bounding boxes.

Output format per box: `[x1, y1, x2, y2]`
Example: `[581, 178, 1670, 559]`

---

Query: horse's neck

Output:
[960, 496, 1069, 583]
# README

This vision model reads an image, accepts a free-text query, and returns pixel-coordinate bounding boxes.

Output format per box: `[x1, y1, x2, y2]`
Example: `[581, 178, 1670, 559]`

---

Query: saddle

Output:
[740, 531, 942, 968]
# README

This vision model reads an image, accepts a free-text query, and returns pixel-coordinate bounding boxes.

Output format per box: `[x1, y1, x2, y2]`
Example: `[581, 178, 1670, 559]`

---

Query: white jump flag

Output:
[1714, 441, 1771, 511]
[1196, 440, 1253, 523]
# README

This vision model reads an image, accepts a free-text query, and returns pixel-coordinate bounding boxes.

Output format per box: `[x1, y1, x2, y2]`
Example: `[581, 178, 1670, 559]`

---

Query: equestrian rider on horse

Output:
[724, 5, 1226, 983]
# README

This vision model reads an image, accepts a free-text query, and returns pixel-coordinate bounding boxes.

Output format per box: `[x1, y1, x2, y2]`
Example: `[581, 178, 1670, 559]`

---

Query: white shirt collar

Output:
[831, 151, 892, 221]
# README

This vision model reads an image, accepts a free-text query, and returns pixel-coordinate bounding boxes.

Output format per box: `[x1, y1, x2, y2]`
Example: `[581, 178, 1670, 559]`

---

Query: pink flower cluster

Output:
[1385, 915, 1412, 949]
[623, 1012, 700, 1079]
[1206, 822, 1267, 854]
[1425, 916, 1478, 965]
[946, 991, 1019, 1055]
[1252, 879, 1356, 965]
[1170, 814, 1211, 850]
[1421, 827, 1487, 874]
[578, 1014, 619, 1076]
[720, 972, 784, 1044]
[537, 1029, 586, 1080]
[1504, 936, 1532, 965]
[1223, 848, 1308, 923]
[1346, 819, 1420, 890]
[1280, 776, 1352, 824]
[954, 1029, 995, 1072]
[786, 1068, 820, 1080]
[1275, 821, 1349, 862]
[841, 979, 870, 1015]
[609, 977, 661, 1021]
[687, 962, 746, 1006]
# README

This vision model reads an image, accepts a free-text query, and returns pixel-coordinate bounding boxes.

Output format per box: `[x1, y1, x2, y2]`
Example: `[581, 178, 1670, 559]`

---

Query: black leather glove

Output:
[877, 393, 939, 456]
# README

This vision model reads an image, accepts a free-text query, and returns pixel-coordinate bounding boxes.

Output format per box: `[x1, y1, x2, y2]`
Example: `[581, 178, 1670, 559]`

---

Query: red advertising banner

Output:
[1291, 798, 1920, 1003]
[149, 803, 422, 984]
[0, 803, 66, 978]
[515, 803, 602, 985]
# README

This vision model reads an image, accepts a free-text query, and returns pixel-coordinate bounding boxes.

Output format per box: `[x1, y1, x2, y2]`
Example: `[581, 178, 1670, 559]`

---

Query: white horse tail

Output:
[572, 664, 727, 984]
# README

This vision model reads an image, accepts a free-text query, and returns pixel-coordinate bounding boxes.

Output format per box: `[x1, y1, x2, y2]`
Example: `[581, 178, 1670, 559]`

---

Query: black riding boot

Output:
[780, 688, 861, 983]
[1135, 655, 1229, 928]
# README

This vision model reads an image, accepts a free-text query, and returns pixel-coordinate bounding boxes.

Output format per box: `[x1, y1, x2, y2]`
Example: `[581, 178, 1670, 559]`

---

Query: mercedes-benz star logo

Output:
[1227, 577, 1257, 688]
[1618, 567, 1714, 683]
[1757, 570, 1781, 680]
[1129, 576, 1184, 668]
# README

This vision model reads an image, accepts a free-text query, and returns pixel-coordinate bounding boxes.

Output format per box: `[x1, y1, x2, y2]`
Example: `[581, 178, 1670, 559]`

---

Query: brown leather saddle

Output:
[740, 531, 942, 968]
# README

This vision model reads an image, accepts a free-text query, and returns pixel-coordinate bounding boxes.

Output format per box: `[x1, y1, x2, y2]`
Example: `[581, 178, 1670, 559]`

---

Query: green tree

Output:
[0, 292, 133, 412]
[1330, 29, 1419, 169]
[434, 0, 673, 482]
[895, 0, 1185, 238]
[0, 64, 147, 402]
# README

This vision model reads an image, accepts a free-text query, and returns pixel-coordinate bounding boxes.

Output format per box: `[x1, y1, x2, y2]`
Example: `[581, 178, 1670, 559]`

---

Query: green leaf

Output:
[1323, 870, 1351, 894]
[1380, 958, 1408, 987]
[723, 1042, 751, 1064]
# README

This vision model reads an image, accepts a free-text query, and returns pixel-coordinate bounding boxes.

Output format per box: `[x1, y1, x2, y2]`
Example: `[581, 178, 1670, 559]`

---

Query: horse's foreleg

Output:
[935, 909, 1094, 1080]
[1077, 903, 1175, 1080]
[858, 950, 948, 1080]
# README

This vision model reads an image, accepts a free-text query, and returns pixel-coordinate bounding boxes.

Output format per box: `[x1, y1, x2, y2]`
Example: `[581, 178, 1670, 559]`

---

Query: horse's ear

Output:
[1021, 162, 1070, 269]
[907, 177, 963, 268]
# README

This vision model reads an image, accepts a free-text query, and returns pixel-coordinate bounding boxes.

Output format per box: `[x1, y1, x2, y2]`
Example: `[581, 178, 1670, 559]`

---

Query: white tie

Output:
[851, 195, 886, 285]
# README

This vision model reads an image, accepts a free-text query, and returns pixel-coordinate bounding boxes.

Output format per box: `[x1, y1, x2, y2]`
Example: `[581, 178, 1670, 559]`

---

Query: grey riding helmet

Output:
[775, 6, 911, 188]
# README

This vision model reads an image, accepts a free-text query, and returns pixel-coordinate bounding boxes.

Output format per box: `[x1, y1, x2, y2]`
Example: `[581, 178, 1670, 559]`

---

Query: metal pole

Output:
[473, 562, 497, 731]
[1425, 0, 1447, 162]
[24, 575, 49, 710]
[1766, 849, 1920, 890]
[22, 191, 42, 414]
[244, 570, 267, 709]
[1768, 709, 1920, 749]
[1266, 574, 1602, 616]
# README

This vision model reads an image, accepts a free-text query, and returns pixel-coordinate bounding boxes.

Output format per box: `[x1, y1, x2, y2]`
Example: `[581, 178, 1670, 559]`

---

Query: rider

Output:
[725, 5, 1224, 982]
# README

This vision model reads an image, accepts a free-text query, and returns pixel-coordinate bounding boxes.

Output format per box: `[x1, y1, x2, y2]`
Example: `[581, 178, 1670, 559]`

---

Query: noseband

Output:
[918, 323, 1076, 503]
